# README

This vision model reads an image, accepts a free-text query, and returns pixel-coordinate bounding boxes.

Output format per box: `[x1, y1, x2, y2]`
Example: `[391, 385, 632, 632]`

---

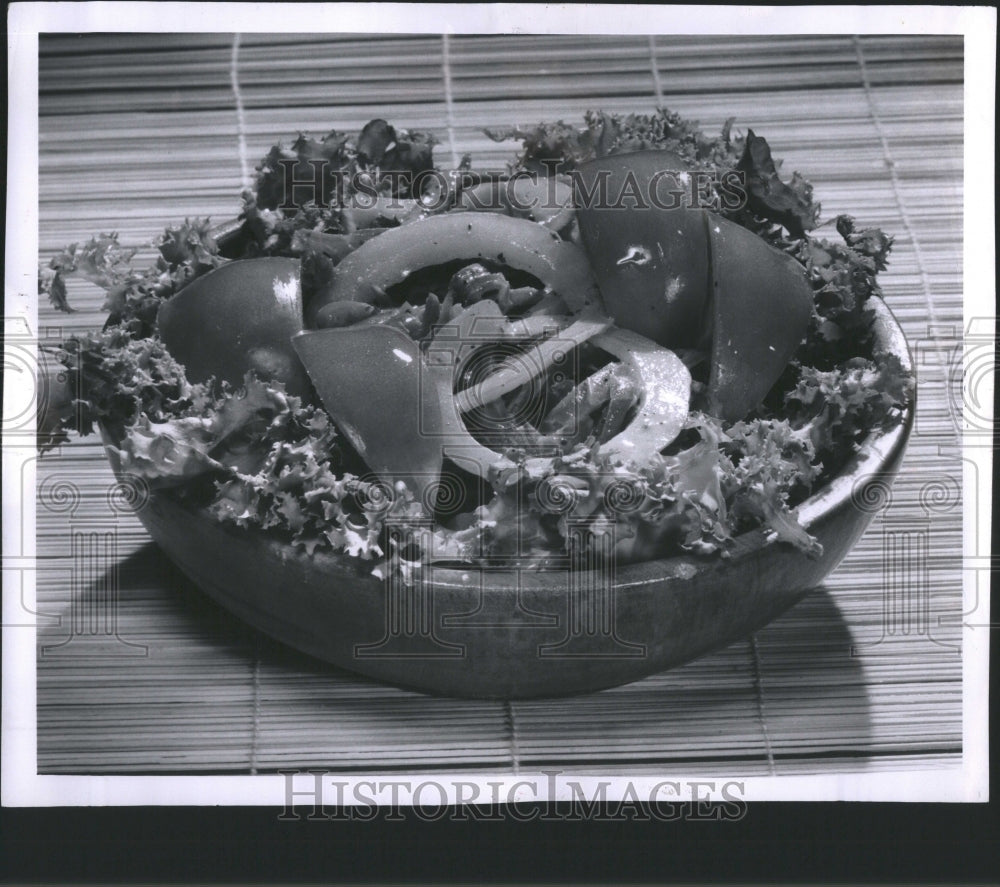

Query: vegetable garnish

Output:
[454, 313, 612, 414]
[573, 149, 814, 422]
[41, 110, 912, 570]
[309, 211, 602, 319]
[291, 321, 515, 504]
[587, 328, 691, 466]
[157, 257, 310, 397]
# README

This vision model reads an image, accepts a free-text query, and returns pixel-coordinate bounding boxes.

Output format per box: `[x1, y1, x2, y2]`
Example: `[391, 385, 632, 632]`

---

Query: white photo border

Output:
[4, 2, 995, 807]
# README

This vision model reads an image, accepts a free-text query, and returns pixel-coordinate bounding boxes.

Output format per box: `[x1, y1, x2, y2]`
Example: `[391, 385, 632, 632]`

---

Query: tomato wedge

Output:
[574, 149, 813, 422]
[157, 257, 310, 397]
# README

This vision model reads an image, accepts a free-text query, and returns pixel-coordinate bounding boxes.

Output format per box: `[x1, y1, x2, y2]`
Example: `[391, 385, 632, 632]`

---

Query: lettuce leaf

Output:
[486, 108, 744, 175]
[735, 130, 820, 238]
[722, 418, 822, 557]
[39, 220, 227, 333]
[784, 354, 913, 468]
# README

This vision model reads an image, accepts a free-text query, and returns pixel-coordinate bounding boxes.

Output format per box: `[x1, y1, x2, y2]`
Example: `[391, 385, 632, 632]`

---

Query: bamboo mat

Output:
[35, 33, 965, 776]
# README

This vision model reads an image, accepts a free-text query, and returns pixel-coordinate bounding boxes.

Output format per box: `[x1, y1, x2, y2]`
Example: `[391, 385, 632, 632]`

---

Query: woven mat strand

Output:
[35, 33, 963, 774]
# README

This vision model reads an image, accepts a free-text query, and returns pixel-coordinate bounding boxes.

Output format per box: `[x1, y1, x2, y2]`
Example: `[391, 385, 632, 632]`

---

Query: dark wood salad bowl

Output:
[105, 273, 914, 699]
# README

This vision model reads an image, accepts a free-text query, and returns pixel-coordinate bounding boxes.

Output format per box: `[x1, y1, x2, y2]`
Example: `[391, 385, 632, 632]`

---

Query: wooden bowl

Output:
[105, 277, 913, 698]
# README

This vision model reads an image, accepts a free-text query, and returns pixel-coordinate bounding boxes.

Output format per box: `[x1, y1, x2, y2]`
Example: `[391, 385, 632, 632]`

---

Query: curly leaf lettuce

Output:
[784, 354, 913, 467]
[39, 220, 227, 333]
[735, 130, 819, 238]
[486, 108, 744, 174]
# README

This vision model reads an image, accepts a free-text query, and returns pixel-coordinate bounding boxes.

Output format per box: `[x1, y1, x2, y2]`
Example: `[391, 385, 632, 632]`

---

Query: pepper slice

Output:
[457, 175, 575, 229]
[310, 212, 602, 321]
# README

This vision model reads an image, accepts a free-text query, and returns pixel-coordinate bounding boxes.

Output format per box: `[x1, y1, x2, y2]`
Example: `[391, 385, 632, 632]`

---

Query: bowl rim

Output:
[150, 219, 914, 590]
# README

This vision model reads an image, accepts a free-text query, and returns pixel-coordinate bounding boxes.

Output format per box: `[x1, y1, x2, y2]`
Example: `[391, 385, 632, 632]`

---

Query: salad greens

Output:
[40, 109, 912, 569]
[40, 219, 227, 336]
[486, 110, 818, 236]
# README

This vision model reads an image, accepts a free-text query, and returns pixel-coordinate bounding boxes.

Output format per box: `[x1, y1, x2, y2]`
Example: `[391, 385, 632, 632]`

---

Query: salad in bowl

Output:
[39, 108, 914, 697]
